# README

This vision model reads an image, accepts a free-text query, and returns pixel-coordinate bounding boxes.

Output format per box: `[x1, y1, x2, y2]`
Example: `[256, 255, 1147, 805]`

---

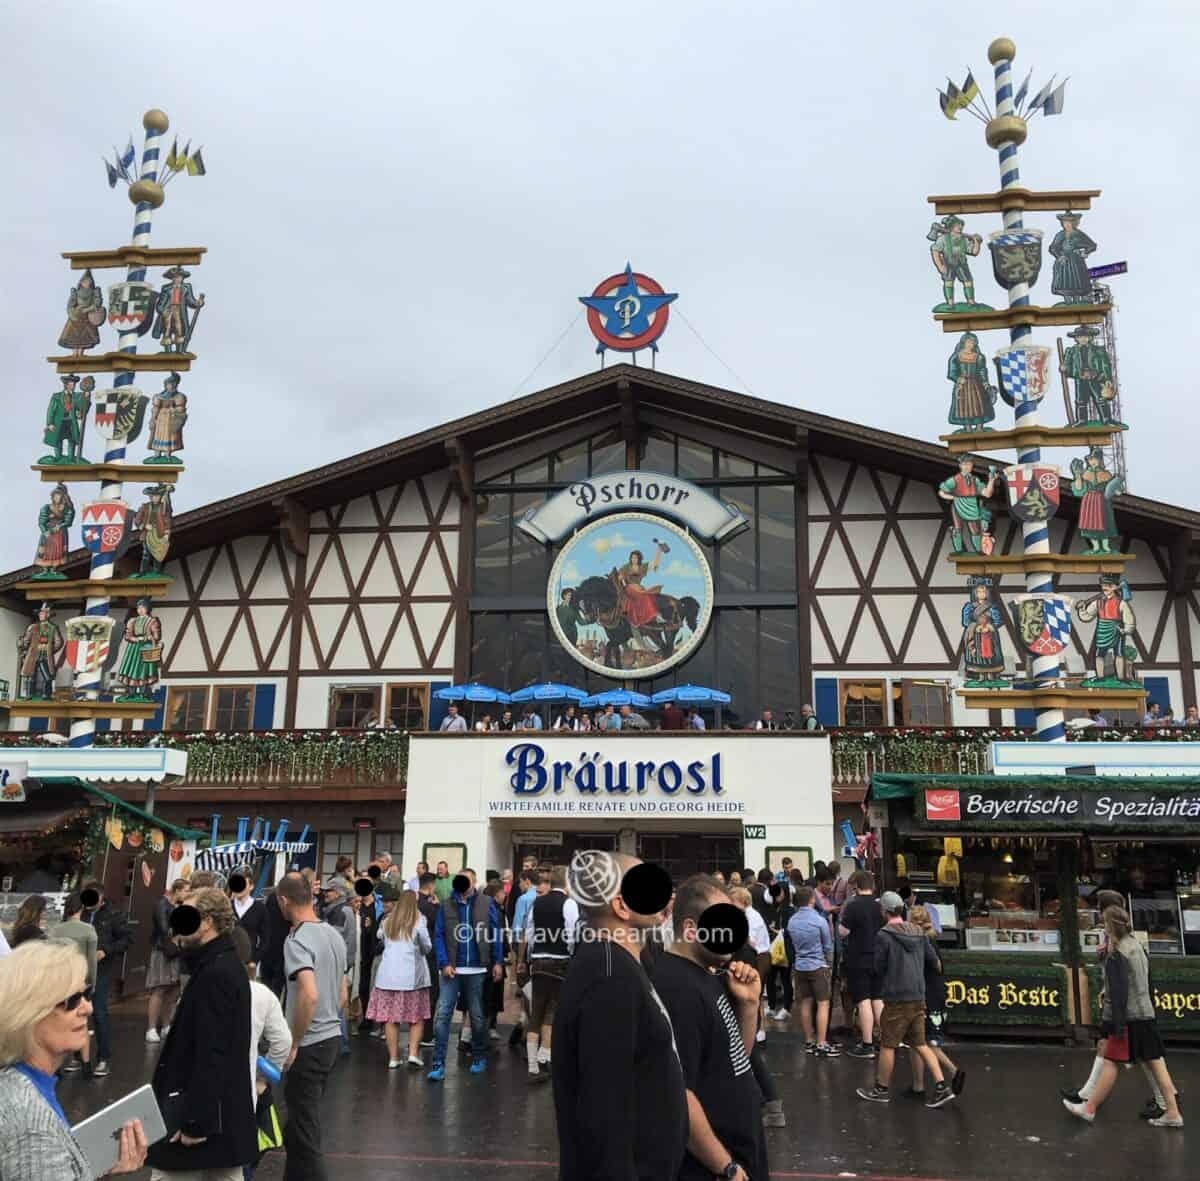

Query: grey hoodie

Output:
[873, 920, 938, 1004]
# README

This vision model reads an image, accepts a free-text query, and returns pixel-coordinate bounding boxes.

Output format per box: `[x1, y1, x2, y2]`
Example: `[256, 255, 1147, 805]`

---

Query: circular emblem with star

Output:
[579, 264, 678, 354]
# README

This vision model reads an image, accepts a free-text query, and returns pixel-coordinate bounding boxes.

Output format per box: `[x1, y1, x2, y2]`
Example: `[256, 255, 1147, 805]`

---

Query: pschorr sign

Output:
[517, 471, 749, 544]
[491, 742, 746, 817]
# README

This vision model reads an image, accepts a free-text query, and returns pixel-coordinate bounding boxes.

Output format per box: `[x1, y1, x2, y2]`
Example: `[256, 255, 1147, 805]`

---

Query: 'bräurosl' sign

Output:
[517, 471, 749, 544]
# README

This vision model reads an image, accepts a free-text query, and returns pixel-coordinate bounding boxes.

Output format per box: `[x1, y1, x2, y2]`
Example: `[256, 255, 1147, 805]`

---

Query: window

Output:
[374, 831, 404, 861]
[320, 832, 356, 878]
[387, 683, 428, 730]
[896, 679, 951, 726]
[212, 686, 255, 731]
[165, 686, 209, 731]
[840, 679, 886, 727]
[329, 686, 382, 728]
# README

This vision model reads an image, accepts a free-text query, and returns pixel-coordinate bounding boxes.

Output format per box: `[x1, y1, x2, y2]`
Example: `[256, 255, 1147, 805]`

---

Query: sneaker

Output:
[951, 1068, 966, 1096]
[92, 1061, 110, 1077]
[419, 1038, 434, 1049]
[469, 1057, 487, 1074]
[804, 1041, 817, 1055]
[160, 1025, 170, 1037]
[906, 1087, 926, 1099]
[527, 1068, 550, 1085]
[846, 1041, 876, 1059]
[145, 1028, 161, 1044]
[60, 1059, 82, 1074]
[1139, 1100, 1166, 1121]
[1060, 1087, 1083, 1104]
[1148, 1115, 1184, 1128]
[755, 1029, 766, 1044]
[388, 1059, 403, 1069]
[761, 1099, 786, 1127]
[857, 1084, 890, 1103]
[427, 1063, 445, 1082]
[817, 1042, 842, 1058]
[773, 1008, 790, 1021]
[926, 1082, 956, 1109]
[457, 1041, 471, 1055]
[406, 1056, 424, 1070]
[1062, 1098, 1094, 1123]
[489, 1029, 502, 1042]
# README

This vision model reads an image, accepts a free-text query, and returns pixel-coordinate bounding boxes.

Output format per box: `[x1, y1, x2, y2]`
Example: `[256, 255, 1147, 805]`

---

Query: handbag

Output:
[769, 932, 788, 967]
[159, 934, 181, 960]
[142, 646, 163, 663]
[1104, 1027, 1131, 1062]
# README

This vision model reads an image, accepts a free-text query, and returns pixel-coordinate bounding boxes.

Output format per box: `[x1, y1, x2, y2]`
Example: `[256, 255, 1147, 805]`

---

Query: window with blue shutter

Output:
[814, 678, 839, 728]
[252, 684, 277, 730]
[427, 681, 451, 731]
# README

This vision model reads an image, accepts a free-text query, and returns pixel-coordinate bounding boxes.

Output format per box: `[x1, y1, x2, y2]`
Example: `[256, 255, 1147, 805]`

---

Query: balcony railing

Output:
[828, 726, 1200, 785]
[2, 725, 1196, 790]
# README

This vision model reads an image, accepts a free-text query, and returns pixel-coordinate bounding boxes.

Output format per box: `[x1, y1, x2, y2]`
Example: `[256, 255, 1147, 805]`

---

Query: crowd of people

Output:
[435, 701, 824, 732]
[0, 846, 1184, 1180]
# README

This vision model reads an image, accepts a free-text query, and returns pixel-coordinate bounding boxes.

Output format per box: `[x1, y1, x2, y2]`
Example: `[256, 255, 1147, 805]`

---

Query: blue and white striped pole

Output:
[987, 40, 1065, 743]
[70, 110, 169, 748]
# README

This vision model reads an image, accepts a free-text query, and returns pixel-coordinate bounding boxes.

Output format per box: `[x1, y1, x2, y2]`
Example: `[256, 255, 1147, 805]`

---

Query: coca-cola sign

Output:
[925, 789, 962, 822]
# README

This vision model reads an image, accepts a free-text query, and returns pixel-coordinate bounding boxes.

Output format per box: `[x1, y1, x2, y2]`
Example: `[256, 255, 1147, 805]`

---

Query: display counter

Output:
[942, 950, 1072, 1032]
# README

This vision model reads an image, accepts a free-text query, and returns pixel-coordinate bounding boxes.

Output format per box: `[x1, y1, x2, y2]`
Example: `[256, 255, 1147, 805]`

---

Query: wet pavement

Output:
[58, 1000, 1196, 1180]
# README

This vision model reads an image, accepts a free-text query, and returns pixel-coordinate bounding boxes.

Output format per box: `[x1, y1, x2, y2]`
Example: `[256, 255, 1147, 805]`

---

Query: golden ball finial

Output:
[143, 109, 169, 133]
[988, 38, 1016, 64]
[128, 179, 165, 209]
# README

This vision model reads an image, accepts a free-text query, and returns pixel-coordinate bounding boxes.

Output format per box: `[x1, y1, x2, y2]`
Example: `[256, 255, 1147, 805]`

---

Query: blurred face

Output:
[35, 976, 93, 1060]
[729, 872, 741, 886]
[536, 878, 550, 896]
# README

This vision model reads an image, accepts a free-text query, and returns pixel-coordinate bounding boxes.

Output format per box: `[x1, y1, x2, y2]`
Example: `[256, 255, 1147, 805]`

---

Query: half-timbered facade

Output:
[2, 364, 1197, 864]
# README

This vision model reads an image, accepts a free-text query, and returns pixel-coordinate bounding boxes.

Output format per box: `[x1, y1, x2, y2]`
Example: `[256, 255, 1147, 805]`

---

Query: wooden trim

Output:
[638, 406, 799, 474]
[0, 699, 159, 720]
[926, 188, 1101, 215]
[14, 578, 170, 602]
[386, 682, 430, 729]
[1170, 530, 1198, 712]
[619, 379, 638, 469]
[898, 678, 951, 726]
[838, 678, 887, 726]
[62, 246, 207, 270]
[940, 424, 1125, 455]
[48, 351, 195, 374]
[794, 430, 812, 710]
[934, 305, 1110, 333]
[327, 684, 383, 728]
[32, 463, 184, 485]
[948, 553, 1135, 575]
[958, 687, 1147, 711]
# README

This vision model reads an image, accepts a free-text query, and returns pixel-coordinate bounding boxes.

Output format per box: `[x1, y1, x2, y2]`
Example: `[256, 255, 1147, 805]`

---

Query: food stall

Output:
[868, 770, 1200, 1040]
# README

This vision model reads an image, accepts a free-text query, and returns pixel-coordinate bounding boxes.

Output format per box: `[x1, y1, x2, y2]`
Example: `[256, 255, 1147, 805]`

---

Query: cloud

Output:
[591, 530, 629, 556]
[664, 559, 701, 580]
[560, 561, 581, 582]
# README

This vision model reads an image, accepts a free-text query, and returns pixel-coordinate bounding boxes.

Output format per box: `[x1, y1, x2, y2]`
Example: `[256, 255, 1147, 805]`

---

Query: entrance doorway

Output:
[512, 831, 617, 875]
[637, 833, 743, 883]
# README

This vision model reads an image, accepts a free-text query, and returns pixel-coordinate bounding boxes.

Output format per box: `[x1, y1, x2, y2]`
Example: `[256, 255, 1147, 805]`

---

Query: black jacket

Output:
[233, 898, 268, 964]
[147, 933, 256, 1171]
[89, 901, 133, 968]
[260, 891, 288, 978]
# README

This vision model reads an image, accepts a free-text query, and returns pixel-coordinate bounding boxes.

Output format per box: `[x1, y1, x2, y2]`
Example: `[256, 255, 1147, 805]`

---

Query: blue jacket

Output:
[787, 905, 832, 973]
[434, 890, 502, 970]
[512, 886, 538, 943]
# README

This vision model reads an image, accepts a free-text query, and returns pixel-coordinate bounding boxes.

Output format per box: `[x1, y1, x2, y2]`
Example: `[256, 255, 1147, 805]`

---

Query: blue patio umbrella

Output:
[581, 688, 654, 709]
[433, 683, 512, 704]
[650, 684, 732, 706]
[510, 683, 589, 704]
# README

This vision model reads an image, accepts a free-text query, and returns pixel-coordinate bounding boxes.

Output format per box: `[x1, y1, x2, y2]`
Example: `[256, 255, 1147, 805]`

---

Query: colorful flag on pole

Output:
[166, 137, 179, 171]
[1014, 69, 1032, 112]
[186, 147, 206, 176]
[959, 71, 979, 106]
[1042, 80, 1068, 116]
[121, 138, 136, 174]
[1026, 76, 1056, 115]
[105, 158, 120, 189]
[939, 89, 956, 120]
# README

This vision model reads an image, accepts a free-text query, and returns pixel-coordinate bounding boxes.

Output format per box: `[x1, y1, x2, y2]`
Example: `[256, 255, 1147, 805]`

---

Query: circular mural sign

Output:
[548, 512, 713, 680]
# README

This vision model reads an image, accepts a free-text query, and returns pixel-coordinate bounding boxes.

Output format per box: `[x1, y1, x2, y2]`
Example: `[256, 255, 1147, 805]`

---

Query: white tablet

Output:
[71, 1083, 167, 1179]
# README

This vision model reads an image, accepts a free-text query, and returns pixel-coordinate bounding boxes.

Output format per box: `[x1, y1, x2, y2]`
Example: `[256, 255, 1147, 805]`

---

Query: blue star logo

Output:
[580, 263, 677, 352]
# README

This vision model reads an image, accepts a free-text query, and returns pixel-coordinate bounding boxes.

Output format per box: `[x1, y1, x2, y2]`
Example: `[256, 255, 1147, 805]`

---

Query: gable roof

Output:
[3, 363, 1197, 594]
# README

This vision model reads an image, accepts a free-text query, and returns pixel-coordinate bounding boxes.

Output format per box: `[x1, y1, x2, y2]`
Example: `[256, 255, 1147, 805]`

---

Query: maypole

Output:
[4, 109, 206, 759]
[72, 111, 168, 747]
[930, 39, 1145, 739]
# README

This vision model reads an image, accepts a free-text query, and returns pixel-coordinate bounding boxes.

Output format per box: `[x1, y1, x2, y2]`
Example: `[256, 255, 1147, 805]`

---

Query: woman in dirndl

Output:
[367, 890, 432, 1069]
[115, 599, 162, 699]
[1063, 906, 1183, 1128]
[57, 269, 105, 354]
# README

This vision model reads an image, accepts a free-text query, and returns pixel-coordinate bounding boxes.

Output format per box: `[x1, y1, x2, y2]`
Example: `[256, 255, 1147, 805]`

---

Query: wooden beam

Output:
[32, 463, 184, 485]
[452, 448, 477, 683]
[1169, 529, 1199, 712]
[934, 305, 1111, 333]
[47, 351, 195, 374]
[794, 427, 813, 714]
[272, 496, 309, 557]
[0, 699, 160, 720]
[618, 378, 638, 469]
[12, 578, 170, 602]
[473, 409, 619, 482]
[445, 437, 473, 500]
[62, 246, 207, 270]
[958, 686, 1146, 712]
[282, 547, 308, 728]
[948, 552, 1136, 576]
[927, 188, 1101, 215]
[940, 424, 1127, 455]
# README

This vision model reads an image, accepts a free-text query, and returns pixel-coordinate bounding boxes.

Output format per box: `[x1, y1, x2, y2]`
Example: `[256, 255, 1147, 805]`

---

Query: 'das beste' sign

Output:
[517, 471, 748, 544]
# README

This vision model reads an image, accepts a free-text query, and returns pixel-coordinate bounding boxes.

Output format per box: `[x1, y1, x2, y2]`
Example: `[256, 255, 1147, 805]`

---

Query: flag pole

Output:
[985, 39, 1066, 744]
[69, 110, 169, 749]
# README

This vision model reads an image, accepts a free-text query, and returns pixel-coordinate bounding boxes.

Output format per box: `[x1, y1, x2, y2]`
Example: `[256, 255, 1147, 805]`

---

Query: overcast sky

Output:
[2, 1, 1196, 572]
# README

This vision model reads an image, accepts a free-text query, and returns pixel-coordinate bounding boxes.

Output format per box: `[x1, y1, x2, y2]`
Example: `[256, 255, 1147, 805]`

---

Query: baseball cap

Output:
[321, 877, 348, 897]
[880, 890, 904, 913]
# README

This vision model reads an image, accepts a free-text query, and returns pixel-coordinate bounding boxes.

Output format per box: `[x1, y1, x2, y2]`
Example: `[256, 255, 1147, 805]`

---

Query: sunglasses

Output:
[58, 987, 94, 1012]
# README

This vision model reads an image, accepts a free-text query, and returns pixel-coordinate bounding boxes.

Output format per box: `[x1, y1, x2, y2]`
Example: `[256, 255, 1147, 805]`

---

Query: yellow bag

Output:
[769, 932, 788, 967]
[936, 854, 961, 888]
[895, 852, 908, 878]
[943, 837, 963, 858]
